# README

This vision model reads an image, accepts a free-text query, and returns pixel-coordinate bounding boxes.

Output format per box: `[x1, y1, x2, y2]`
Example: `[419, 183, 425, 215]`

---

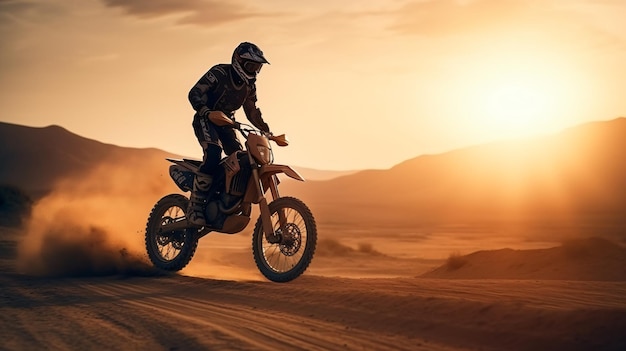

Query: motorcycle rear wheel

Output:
[145, 194, 198, 271]
[252, 197, 317, 282]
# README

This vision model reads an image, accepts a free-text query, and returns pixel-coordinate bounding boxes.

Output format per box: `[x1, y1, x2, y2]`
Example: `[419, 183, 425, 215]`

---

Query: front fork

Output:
[256, 170, 287, 244]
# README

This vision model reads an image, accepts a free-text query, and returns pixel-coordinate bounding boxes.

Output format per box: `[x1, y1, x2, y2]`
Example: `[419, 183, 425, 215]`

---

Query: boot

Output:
[187, 173, 212, 227]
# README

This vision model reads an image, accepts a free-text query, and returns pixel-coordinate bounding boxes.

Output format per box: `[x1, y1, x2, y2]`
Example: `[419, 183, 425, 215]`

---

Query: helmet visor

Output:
[243, 60, 263, 75]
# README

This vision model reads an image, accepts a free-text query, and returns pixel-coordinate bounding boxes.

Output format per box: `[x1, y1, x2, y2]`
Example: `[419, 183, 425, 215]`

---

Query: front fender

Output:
[260, 164, 305, 182]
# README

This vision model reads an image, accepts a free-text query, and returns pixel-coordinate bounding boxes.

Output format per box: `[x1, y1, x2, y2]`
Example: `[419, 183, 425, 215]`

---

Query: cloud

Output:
[0, 0, 39, 13]
[101, 0, 282, 26]
[0, 0, 65, 23]
[389, 0, 626, 43]
[388, 0, 534, 36]
[385, 0, 626, 55]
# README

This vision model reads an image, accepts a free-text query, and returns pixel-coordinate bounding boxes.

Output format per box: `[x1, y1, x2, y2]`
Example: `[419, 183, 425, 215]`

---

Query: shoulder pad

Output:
[210, 64, 230, 78]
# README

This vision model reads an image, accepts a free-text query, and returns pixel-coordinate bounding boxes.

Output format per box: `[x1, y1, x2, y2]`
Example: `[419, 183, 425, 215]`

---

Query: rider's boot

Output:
[187, 173, 212, 227]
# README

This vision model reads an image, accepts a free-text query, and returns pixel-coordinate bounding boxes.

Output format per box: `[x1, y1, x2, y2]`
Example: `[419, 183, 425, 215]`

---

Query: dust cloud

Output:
[16, 154, 177, 277]
[316, 238, 385, 257]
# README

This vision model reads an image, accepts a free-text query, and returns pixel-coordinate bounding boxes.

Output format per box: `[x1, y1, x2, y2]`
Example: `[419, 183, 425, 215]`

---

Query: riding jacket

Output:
[188, 64, 269, 133]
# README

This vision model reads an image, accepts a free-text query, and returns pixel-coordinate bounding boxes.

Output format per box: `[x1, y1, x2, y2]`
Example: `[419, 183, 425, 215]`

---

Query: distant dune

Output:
[422, 237, 626, 281]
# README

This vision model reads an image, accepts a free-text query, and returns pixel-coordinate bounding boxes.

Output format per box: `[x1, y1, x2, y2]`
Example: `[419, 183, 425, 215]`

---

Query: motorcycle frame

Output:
[160, 123, 304, 242]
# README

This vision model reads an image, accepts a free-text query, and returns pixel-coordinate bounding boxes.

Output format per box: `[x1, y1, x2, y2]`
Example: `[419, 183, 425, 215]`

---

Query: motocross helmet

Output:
[232, 42, 269, 83]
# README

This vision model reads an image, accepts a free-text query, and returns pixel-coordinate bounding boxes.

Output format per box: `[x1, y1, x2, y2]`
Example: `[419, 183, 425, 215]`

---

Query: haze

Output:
[1, 0, 626, 170]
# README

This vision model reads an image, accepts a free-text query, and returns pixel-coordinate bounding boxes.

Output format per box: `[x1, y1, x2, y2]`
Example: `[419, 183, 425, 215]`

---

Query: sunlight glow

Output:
[458, 48, 579, 141]
[483, 79, 555, 136]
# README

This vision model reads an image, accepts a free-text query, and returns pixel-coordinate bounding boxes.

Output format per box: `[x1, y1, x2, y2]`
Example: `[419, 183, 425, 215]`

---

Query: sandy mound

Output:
[421, 237, 626, 281]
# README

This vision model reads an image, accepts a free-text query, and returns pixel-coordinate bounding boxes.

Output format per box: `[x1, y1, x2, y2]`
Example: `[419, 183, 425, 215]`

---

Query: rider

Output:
[187, 42, 271, 227]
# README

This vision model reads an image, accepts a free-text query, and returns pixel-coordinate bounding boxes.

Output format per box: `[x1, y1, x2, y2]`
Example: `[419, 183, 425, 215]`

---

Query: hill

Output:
[284, 117, 626, 238]
[2, 118, 625, 240]
[0, 122, 179, 199]
[0, 122, 352, 198]
[293, 167, 359, 181]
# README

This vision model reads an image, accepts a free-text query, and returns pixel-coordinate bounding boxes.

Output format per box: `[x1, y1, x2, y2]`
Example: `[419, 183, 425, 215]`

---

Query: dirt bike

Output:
[145, 112, 317, 282]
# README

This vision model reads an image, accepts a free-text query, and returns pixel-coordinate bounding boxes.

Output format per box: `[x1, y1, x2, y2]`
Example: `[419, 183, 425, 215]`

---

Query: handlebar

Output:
[233, 121, 289, 147]
[207, 111, 288, 146]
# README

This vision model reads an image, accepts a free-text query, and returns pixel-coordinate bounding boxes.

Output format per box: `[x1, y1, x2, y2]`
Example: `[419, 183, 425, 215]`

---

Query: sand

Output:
[1, 225, 625, 351]
[2, 111, 626, 350]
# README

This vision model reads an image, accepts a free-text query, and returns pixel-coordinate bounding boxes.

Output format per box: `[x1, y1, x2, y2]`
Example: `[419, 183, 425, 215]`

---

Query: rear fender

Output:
[167, 158, 200, 192]
[167, 158, 200, 172]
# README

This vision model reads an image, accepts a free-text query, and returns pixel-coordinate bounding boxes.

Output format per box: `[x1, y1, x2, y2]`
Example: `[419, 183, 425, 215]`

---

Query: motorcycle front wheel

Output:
[145, 194, 198, 271]
[252, 196, 317, 282]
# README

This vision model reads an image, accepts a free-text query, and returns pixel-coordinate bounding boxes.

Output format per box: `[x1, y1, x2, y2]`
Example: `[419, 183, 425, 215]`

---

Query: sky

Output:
[1, 0, 626, 170]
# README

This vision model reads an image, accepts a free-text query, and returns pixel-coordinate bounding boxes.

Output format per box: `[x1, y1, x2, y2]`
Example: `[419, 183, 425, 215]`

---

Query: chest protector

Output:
[205, 64, 254, 114]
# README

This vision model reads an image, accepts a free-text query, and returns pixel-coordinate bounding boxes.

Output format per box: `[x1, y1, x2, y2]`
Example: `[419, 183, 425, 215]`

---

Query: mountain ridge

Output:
[1, 118, 625, 239]
[0, 121, 357, 197]
[282, 117, 626, 236]
[0, 122, 180, 198]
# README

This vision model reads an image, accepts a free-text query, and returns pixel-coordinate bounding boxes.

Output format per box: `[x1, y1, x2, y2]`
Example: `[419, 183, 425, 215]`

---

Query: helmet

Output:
[232, 42, 269, 83]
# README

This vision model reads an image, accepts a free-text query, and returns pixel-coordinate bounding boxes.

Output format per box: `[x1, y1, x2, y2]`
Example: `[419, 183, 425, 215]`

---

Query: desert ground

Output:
[1, 222, 625, 351]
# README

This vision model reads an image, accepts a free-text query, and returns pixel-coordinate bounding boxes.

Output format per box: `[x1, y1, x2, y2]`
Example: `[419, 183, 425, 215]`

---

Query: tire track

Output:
[80, 276, 445, 350]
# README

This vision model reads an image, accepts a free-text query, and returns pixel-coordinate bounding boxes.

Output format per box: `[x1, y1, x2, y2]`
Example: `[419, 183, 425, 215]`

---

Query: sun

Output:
[436, 44, 583, 142]
[484, 80, 553, 135]
[407, 43, 587, 147]
[470, 65, 570, 140]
